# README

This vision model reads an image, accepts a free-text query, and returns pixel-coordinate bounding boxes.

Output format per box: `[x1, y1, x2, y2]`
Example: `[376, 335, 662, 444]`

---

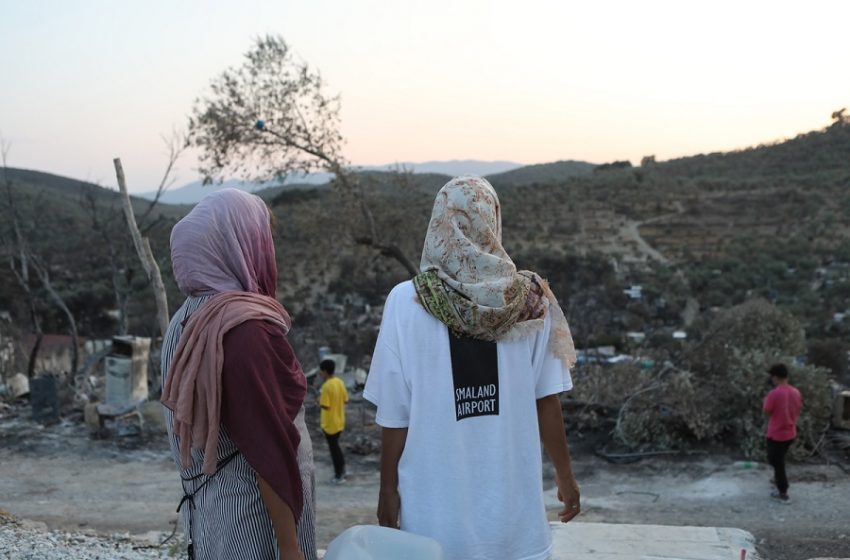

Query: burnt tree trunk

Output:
[114, 158, 170, 336]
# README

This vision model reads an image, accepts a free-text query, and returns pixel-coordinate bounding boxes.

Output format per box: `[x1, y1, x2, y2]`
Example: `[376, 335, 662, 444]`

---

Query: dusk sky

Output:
[1, 0, 848, 192]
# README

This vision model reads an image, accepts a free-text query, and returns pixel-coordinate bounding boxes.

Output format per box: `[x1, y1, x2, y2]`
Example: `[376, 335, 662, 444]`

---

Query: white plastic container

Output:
[104, 356, 133, 405]
[105, 336, 150, 405]
[7, 373, 29, 399]
[324, 525, 444, 560]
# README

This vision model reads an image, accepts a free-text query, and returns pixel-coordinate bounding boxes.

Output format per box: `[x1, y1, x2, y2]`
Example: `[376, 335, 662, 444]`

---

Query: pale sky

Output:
[1, 0, 848, 192]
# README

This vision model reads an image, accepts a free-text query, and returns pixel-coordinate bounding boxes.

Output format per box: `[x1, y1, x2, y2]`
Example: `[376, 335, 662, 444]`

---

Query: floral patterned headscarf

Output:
[414, 176, 576, 366]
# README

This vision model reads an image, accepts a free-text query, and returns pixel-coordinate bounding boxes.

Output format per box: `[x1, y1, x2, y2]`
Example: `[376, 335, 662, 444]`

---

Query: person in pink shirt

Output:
[763, 363, 803, 503]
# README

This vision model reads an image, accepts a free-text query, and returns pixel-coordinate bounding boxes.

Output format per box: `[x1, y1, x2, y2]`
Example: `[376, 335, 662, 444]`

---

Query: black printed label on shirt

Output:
[449, 334, 499, 421]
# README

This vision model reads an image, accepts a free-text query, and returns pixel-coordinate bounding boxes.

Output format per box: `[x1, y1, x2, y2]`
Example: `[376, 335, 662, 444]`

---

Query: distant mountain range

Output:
[138, 178, 278, 206]
[363, 160, 523, 177]
[138, 160, 527, 205]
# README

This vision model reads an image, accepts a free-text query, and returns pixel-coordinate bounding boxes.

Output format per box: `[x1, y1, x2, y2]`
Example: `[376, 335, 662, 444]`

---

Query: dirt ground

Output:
[1, 400, 848, 560]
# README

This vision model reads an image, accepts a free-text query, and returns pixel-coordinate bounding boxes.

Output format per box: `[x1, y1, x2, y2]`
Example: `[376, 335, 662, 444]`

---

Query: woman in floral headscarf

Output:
[365, 176, 580, 560]
[160, 189, 315, 560]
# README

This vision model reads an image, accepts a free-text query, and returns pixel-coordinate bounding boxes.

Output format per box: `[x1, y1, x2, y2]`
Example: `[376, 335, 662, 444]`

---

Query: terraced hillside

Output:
[1, 118, 849, 369]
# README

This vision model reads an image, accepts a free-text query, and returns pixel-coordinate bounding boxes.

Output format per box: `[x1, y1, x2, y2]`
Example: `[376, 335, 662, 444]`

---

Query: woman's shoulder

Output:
[385, 280, 416, 309]
[230, 317, 287, 335]
[225, 319, 290, 351]
[389, 279, 415, 297]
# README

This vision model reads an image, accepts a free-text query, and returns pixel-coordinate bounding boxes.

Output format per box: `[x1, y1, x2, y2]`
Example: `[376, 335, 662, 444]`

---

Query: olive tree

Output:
[188, 35, 417, 275]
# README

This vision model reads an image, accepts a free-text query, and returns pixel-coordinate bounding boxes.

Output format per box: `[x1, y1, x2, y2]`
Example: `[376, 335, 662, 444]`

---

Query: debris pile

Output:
[0, 513, 180, 560]
[0, 335, 166, 445]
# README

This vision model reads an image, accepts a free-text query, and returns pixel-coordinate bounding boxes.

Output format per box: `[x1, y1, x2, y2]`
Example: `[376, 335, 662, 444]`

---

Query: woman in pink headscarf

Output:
[160, 189, 315, 560]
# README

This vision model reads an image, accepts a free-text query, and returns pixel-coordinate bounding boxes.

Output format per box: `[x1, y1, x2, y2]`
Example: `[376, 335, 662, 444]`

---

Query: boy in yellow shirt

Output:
[319, 359, 349, 483]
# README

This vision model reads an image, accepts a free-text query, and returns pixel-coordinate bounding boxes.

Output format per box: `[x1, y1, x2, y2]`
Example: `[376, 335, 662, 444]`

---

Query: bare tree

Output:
[81, 132, 185, 335]
[2, 250, 43, 378]
[28, 252, 79, 376]
[2, 136, 41, 377]
[113, 157, 172, 337]
[1, 136, 78, 377]
[79, 185, 134, 335]
[136, 130, 186, 232]
[188, 35, 417, 275]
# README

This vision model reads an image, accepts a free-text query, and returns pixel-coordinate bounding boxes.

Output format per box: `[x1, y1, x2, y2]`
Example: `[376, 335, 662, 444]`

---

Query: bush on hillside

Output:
[684, 300, 831, 458]
[807, 338, 848, 383]
[573, 300, 833, 459]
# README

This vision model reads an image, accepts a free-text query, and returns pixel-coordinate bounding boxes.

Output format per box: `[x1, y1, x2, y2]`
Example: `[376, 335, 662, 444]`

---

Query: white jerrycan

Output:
[324, 525, 444, 560]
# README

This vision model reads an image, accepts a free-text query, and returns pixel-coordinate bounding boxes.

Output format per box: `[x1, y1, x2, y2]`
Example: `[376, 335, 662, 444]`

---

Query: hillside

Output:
[487, 159, 596, 187]
[2, 119, 850, 371]
[1, 168, 187, 218]
[658, 123, 850, 180]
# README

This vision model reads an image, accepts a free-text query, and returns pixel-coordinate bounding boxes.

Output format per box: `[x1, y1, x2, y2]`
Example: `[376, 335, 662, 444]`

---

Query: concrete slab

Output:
[551, 522, 758, 560]
[317, 523, 758, 559]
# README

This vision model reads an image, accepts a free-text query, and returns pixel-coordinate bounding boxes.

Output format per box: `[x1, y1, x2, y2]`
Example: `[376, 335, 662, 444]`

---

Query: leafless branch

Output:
[137, 129, 186, 227]
[28, 251, 79, 376]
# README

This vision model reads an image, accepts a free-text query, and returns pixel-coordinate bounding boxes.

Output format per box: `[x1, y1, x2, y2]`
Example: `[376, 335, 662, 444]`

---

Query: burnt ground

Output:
[1, 398, 849, 559]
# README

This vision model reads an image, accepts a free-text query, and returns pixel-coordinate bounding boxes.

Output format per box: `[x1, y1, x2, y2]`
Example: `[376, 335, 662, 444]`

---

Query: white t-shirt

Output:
[364, 281, 573, 560]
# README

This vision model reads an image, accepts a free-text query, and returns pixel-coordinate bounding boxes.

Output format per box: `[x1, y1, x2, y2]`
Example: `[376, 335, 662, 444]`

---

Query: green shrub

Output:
[577, 300, 833, 458]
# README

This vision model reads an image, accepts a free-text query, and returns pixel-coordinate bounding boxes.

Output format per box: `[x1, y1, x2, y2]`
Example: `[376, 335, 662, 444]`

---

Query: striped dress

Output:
[161, 295, 317, 559]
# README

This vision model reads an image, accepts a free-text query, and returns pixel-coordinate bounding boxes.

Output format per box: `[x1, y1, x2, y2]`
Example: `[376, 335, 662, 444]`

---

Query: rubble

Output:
[138, 401, 167, 435]
[346, 434, 379, 456]
[0, 515, 179, 560]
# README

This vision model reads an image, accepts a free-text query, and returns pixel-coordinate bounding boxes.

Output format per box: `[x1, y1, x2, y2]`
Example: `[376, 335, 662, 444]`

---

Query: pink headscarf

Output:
[170, 188, 277, 297]
[162, 189, 298, 475]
